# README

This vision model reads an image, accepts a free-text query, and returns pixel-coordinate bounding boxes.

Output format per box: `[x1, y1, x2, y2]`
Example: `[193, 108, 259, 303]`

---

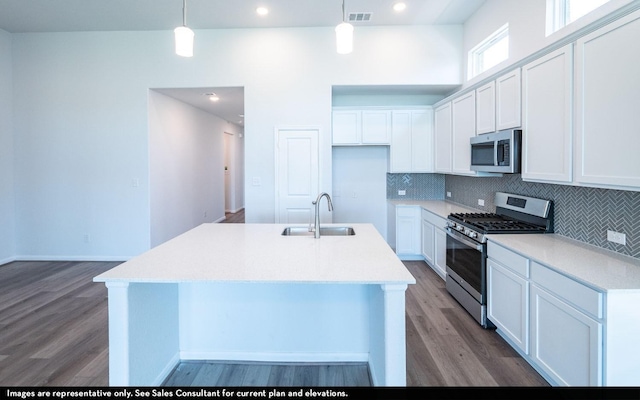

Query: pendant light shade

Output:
[335, 22, 354, 54]
[335, 0, 353, 54]
[174, 26, 194, 57]
[175, 0, 193, 57]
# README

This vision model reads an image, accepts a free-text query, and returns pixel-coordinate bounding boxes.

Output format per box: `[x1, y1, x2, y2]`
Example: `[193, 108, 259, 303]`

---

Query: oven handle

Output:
[446, 228, 484, 251]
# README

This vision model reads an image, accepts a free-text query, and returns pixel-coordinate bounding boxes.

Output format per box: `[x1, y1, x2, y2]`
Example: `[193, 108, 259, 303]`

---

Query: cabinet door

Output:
[390, 111, 412, 173]
[434, 102, 452, 173]
[411, 109, 434, 172]
[421, 218, 435, 266]
[530, 284, 602, 386]
[575, 11, 640, 189]
[332, 110, 360, 145]
[521, 44, 573, 183]
[452, 91, 477, 176]
[496, 68, 522, 130]
[395, 207, 421, 257]
[433, 228, 447, 281]
[488, 259, 529, 354]
[476, 81, 496, 134]
[362, 110, 391, 144]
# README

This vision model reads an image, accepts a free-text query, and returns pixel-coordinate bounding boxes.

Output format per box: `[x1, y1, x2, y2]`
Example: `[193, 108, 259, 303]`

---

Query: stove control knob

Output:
[469, 231, 478, 239]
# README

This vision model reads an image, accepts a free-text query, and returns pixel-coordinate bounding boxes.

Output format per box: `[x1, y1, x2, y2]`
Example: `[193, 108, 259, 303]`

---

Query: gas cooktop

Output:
[448, 212, 547, 233]
[446, 193, 553, 243]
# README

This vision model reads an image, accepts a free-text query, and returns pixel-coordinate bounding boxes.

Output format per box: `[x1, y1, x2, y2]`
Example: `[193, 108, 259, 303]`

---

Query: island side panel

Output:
[105, 282, 180, 386]
[178, 282, 370, 362]
[604, 290, 640, 386]
[368, 284, 409, 386]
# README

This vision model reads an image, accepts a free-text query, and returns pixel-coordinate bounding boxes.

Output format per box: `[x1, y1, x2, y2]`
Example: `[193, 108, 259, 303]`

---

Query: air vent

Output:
[347, 12, 372, 22]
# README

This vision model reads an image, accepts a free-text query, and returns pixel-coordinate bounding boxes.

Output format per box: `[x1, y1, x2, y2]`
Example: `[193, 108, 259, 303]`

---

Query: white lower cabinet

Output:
[487, 259, 529, 354]
[530, 283, 602, 386]
[488, 241, 604, 386]
[393, 206, 421, 259]
[421, 209, 447, 280]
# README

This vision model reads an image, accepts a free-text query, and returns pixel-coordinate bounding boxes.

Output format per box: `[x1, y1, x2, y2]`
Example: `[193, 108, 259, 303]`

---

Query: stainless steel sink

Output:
[281, 226, 356, 236]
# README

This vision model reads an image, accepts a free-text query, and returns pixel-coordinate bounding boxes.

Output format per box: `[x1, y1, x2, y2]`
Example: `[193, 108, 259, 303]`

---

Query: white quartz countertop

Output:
[94, 223, 416, 285]
[488, 234, 640, 292]
[388, 199, 478, 219]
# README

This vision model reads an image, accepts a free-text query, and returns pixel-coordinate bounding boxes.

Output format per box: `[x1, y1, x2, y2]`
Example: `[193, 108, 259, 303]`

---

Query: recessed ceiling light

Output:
[204, 92, 220, 102]
[393, 2, 407, 12]
[256, 7, 269, 16]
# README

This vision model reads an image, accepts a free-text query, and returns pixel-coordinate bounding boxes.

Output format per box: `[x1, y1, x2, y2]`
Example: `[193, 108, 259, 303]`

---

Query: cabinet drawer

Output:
[531, 262, 603, 319]
[421, 209, 446, 230]
[487, 241, 529, 278]
[396, 206, 420, 217]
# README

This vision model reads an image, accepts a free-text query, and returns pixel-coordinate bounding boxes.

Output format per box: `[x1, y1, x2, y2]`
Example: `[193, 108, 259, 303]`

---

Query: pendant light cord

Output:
[182, 0, 188, 27]
[342, 0, 346, 23]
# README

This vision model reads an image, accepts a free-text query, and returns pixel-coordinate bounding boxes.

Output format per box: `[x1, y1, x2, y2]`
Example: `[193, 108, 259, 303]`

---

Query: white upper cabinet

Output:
[476, 68, 521, 135]
[574, 10, 640, 190]
[362, 110, 392, 144]
[390, 108, 434, 173]
[452, 91, 477, 176]
[496, 68, 522, 130]
[521, 44, 574, 183]
[332, 108, 391, 145]
[410, 109, 434, 172]
[332, 110, 360, 145]
[476, 81, 496, 134]
[389, 108, 433, 173]
[434, 102, 453, 173]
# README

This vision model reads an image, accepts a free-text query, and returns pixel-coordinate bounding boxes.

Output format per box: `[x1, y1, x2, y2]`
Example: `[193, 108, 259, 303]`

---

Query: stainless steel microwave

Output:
[470, 129, 522, 173]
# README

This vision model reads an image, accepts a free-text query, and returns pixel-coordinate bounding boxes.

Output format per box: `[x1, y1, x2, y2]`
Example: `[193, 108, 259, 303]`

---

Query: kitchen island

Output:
[93, 223, 416, 386]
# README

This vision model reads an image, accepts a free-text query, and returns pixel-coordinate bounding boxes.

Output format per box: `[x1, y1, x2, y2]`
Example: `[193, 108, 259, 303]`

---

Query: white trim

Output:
[152, 353, 181, 386]
[273, 125, 322, 224]
[468, 23, 510, 80]
[14, 255, 131, 262]
[0, 256, 17, 266]
[546, 0, 612, 36]
[180, 351, 369, 363]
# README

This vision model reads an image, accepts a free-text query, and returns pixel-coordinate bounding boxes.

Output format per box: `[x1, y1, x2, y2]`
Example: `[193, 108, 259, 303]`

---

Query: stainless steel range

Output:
[445, 192, 553, 328]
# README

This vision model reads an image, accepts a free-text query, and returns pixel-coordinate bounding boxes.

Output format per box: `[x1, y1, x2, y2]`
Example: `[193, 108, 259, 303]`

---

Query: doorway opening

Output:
[148, 87, 245, 246]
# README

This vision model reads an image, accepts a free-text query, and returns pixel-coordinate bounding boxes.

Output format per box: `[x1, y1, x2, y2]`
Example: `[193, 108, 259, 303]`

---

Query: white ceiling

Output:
[0, 0, 486, 125]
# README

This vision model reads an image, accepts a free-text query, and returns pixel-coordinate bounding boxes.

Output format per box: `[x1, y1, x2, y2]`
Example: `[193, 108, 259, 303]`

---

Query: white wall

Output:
[148, 90, 242, 248]
[332, 147, 389, 240]
[462, 0, 635, 86]
[0, 29, 15, 264]
[10, 25, 462, 259]
[224, 130, 244, 214]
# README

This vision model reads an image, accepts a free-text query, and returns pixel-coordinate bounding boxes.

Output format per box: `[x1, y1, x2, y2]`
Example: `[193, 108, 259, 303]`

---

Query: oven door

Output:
[446, 228, 486, 304]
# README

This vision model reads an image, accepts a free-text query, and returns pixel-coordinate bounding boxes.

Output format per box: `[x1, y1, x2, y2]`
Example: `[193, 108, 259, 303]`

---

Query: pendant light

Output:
[174, 0, 194, 57]
[335, 0, 353, 54]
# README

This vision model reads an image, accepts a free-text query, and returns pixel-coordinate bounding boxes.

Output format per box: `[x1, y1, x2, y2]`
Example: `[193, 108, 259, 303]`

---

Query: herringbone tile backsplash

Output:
[446, 174, 640, 259]
[387, 173, 640, 258]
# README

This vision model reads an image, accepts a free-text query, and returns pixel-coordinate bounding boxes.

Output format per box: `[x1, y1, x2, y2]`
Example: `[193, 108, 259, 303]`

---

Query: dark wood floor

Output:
[0, 257, 547, 387]
[0, 260, 118, 386]
[163, 361, 371, 387]
[221, 209, 245, 223]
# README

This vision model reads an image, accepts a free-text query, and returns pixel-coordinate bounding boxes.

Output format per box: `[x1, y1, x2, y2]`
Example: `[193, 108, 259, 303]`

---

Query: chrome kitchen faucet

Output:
[311, 192, 333, 238]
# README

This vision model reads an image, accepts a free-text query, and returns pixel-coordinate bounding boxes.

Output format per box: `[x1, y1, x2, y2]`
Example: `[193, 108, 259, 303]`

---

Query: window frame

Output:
[546, 0, 611, 36]
[468, 23, 510, 80]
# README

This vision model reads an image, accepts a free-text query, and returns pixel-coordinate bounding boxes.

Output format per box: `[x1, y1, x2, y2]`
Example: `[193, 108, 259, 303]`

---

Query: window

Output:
[546, 0, 610, 36]
[468, 24, 509, 79]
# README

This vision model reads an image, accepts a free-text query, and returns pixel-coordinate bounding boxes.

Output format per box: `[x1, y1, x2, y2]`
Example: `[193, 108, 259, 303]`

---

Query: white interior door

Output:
[275, 128, 319, 224]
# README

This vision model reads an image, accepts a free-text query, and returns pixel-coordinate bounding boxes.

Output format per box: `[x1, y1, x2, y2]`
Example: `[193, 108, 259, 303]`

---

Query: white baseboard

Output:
[152, 352, 181, 386]
[0, 256, 17, 266]
[180, 351, 368, 364]
[13, 255, 131, 262]
[212, 216, 226, 223]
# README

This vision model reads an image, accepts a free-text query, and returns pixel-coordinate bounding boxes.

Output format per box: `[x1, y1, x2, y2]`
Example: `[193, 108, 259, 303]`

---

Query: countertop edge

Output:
[487, 234, 640, 292]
